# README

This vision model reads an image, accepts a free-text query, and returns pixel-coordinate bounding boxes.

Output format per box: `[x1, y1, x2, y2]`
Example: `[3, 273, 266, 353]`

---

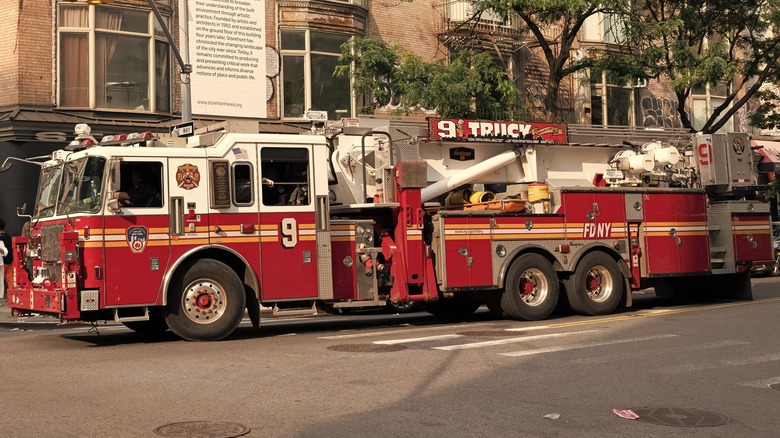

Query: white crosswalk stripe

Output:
[374, 334, 463, 345]
[500, 334, 679, 357]
[432, 330, 600, 351]
[571, 339, 749, 365]
[741, 376, 780, 388]
[655, 352, 780, 374]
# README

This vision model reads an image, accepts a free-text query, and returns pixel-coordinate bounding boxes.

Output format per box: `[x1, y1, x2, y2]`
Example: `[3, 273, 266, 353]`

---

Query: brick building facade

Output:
[0, 0, 745, 234]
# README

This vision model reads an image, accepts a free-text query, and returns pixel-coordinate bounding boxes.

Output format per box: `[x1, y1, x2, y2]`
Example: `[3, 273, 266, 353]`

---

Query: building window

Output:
[58, 5, 170, 112]
[582, 12, 626, 44]
[590, 70, 634, 126]
[232, 162, 254, 206]
[692, 82, 733, 133]
[280, 29, 351, 120]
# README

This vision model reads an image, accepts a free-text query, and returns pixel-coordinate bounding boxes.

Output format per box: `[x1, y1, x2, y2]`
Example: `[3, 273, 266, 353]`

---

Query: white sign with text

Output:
[189, 0, 267, 118]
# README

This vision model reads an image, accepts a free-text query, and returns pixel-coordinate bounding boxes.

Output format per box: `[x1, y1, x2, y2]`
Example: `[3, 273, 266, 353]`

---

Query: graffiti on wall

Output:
[639, 94, 683, 129]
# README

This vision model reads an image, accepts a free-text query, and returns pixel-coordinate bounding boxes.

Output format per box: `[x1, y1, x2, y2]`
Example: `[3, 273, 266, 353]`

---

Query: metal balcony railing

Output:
[442, 0, 521, 32]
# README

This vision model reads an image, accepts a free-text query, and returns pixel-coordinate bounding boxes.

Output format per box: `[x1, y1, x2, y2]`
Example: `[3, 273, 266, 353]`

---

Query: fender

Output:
[495, 243, 556, 289]
[159, 244, 260, 306]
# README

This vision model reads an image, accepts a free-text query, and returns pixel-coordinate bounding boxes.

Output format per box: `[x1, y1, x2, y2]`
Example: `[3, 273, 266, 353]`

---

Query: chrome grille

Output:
[41, 225, 64, 262]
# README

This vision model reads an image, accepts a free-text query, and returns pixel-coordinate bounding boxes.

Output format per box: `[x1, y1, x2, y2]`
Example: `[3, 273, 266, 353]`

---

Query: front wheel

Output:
[564, 252, 623, 316]
[500, 253, 559, 321]
[164, 259, 246, 341]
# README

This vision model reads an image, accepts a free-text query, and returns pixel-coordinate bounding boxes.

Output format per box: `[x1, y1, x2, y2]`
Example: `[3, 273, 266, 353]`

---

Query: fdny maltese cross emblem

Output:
[126, 226, 148, 254]
[176, 163, 200, 190]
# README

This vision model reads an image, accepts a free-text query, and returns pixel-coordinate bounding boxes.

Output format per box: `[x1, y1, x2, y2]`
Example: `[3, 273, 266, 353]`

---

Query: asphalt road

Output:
[1, 278, 779, 437]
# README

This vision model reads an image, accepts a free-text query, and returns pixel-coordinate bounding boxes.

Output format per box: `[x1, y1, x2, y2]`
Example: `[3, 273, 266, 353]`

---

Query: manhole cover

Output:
[771, 383, 780, 391]
[153, 421, 250, 438]
[457, 330, 527, 337]
[328, 344, 407, 353]
[630, 407, 731, 427]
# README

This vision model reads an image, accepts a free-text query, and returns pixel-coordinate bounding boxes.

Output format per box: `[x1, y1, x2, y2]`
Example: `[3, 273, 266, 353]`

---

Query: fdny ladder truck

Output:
[1, 117, 773, 341]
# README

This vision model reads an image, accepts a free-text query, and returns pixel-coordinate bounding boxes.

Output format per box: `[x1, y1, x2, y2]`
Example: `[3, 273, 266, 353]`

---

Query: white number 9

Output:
[281, 218, 298, 248]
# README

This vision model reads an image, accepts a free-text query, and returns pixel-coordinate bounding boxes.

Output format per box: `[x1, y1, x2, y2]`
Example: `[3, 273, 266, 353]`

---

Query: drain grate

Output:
[629, 407, 731, 427]
[457, 330, 527, 337]
[153, 421, 250, 438]
[328, 344, 407, 353]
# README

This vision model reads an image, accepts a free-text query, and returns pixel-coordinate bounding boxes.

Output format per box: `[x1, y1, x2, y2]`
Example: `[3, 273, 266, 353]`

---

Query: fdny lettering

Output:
[583, 223, 612, 238]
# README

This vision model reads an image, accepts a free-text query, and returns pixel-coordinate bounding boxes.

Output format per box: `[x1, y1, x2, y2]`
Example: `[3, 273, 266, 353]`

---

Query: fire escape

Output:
[435, 1, 573, 121]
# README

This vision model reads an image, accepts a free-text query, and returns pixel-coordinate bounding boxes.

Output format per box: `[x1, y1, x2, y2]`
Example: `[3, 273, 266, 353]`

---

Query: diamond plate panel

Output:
[80, 289, 100, 311]
[317, 230, 334, 300]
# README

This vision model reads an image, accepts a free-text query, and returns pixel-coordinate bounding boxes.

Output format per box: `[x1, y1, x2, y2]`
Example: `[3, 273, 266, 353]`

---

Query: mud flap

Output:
[245, 286, 260, 329]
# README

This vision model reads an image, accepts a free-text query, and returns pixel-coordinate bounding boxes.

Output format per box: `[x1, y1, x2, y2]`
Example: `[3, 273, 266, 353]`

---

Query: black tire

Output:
[564, 252, 623, 316]
[164, 259, 246, 341]
[483, 291, 506, 319]
[501, 253, 559, 321]
[421, 293, 481, 319]
[385, 301, 420, 314]
[122, 309, 168, 334]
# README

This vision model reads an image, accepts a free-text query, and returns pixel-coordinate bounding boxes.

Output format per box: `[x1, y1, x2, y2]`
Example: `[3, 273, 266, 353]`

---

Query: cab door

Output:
[103, 159, 170, 306]
[258, 146, 318, 300]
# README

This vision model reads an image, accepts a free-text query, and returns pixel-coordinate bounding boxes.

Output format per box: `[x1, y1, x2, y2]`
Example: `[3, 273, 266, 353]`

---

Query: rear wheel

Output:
[165, 259, 246, 341]
[564, 252, 623, 316]
[421, 293, 481, 319]
[500, 253, 559, 321]
[483, 291, 506, 319]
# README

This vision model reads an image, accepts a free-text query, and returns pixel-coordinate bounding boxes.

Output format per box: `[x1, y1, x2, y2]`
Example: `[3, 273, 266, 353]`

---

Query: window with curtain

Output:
[280, 29, 351, 120]
[590, 70, 635, 126]
[58, 5, 171, 112]
[692, 82, 733, 133]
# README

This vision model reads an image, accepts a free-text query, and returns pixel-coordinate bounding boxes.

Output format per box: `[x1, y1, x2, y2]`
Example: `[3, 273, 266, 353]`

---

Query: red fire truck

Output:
[1, 117, 773, 340]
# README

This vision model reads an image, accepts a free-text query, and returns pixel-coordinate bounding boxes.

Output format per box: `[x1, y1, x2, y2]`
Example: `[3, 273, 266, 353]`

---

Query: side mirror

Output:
[107, 198, 121, 212]
[16, 203, 27, 216]
[0, 160, 12, 173]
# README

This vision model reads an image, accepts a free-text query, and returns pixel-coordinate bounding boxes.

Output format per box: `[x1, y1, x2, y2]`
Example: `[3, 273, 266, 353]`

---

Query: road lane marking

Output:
[571, 340, 750, 365]
[505, 326, 551, 332]
[432, 330, 599, 351]
[655, 352, 780, 373]
[741, 376, 780, 388]
[374, 334, 463, 345]
[509, 297, 780, 332]
[500, 334, 679, 357]
[318, 322, 494, 340]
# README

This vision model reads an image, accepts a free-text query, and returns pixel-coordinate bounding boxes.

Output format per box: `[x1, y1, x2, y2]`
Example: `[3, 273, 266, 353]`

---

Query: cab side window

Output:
[260, 148, 310, 207]
[118, 162, 163, 208]
[232, 162, 254, 206]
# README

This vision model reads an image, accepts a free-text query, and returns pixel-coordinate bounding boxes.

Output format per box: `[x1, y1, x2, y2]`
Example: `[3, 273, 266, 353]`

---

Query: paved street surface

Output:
[1, 278, 779, 437]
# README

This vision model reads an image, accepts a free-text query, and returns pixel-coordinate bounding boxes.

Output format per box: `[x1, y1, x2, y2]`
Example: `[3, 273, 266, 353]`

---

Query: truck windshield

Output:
[34, 165, 64, 218]
[33, 157, 107, 219]
[58, 157, 107, 215]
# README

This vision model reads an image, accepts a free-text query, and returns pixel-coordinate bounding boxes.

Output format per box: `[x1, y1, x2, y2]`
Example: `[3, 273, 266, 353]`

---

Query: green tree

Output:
[336, 37, 523, 119]
[600, 0, 780, 133]
[749, 89, 780, 131]
[476, 0, 629, 121]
